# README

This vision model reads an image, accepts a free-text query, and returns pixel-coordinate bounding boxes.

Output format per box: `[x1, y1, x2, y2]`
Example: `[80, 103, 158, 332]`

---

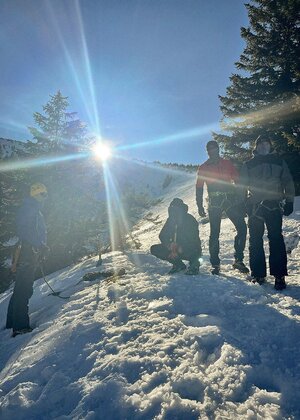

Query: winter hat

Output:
[169, 198, 188, 213]
[30, 183, 47, 197]
[254, 135, 272, 149]
[206, 140, 219, 151]
[170, 198, 184, 206]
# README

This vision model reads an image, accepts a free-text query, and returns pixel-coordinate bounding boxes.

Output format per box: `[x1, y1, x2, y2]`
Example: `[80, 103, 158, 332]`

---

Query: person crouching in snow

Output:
[6, 183, 49, 337]
[150, 198, 202, 275]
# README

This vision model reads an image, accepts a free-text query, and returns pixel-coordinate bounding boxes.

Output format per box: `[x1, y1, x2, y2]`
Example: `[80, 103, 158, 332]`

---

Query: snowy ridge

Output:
[0, 178, 299, 419]
[0, 138, 28, 159]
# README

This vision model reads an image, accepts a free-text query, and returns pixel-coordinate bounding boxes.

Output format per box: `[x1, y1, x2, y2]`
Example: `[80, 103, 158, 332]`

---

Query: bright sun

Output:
[92, 143, 112, 161]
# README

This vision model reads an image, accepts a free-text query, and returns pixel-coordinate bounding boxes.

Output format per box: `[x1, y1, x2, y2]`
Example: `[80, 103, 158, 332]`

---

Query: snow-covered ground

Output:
[0, 176, 299, 420]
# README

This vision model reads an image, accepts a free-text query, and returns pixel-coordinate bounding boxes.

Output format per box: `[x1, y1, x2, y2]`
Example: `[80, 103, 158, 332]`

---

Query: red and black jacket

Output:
[196, 158, 239, 209]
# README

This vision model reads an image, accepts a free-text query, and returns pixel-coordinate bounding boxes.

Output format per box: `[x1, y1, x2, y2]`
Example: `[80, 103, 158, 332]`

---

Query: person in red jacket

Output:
[196, 141, 248, 275]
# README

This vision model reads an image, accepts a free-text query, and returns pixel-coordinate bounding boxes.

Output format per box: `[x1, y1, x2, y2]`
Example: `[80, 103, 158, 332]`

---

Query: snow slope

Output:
[0, 176, 299, 420]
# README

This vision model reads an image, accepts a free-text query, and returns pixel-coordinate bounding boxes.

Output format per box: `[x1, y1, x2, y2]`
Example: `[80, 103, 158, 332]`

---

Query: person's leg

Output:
[150, 244, 171, 261]
[182, 250, 201, 274]
[264, 208, 288, 278]
[12, 245, 36, 332]
[248, 213, 266, 278]
[12, 266, 35, 331]
[6, 294, 14, 329]
[226, 205, 247, 264]
[151, 244, 186, 273]
[208, 207, 222, 267]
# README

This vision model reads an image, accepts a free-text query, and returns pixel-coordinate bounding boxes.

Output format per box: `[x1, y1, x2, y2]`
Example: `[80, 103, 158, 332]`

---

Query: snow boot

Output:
[12, 327, 33, 338]
[274, 276, 286, 290]
[168, 261, 186, 274]
[185, 265, 200, 275]
[232, 260, 249, 274]
[251, 277, 266, 285]
[211, 265, 220, 275]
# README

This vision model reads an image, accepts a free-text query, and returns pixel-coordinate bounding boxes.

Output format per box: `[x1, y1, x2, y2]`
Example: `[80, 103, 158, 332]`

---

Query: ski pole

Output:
[40, 263, 69, 299]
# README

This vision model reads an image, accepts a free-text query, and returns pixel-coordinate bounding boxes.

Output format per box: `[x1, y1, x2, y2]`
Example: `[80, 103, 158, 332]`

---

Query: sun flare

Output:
[92, 143, 112, 161]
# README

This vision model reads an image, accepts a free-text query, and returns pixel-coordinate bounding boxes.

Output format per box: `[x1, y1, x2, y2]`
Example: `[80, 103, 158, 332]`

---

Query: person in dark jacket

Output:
[150, 198, 202, 275]
[196, 140, 248, 275]
[240, 136, 295, 290]
[6, 183, 48, 337]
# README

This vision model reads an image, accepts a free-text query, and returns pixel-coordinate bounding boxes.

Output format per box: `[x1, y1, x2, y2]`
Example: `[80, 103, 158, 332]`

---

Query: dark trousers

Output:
[208, 204, 247, 267]
[6, 244, 37, 331]
[248, 206, 287, 278]
[150, 244, 200, 267]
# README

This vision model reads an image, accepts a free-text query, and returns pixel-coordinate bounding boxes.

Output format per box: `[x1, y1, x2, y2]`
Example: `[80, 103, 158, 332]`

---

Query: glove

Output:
[198, 206, 207, 217]
[283, 201, 294, 216]
[168, 242, 181, 259]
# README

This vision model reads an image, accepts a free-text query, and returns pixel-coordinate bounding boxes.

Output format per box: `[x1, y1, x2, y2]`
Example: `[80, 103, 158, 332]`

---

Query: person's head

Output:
[30, 183, 48, 202]
[206, 140, 220, 159]
[254, 135, 272, 156]
[168, 198, 188, 223]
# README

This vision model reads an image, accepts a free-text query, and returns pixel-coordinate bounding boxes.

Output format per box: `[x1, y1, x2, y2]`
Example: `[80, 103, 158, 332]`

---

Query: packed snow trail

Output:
[0, 178, 299, 419]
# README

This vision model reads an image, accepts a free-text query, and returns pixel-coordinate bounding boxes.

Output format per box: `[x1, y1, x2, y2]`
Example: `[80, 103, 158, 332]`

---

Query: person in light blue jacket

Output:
[6, 183, 48, 337]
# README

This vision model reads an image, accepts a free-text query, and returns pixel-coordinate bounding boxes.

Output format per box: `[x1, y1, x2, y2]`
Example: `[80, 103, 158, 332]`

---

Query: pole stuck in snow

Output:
[40, 263, 69, 299]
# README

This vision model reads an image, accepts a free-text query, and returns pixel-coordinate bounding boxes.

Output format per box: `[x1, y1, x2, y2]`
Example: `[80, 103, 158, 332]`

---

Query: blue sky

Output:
[0, 0, 248, 164]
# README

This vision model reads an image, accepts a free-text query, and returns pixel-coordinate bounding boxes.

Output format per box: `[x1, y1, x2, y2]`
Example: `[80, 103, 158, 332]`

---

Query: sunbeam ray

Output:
[74, 0, 101, 134]
[115, 154, 195, 179]
[0, 119, 29, 135]
[45, 1, 94, 127]
[0, 152, 88, 172]
[45, 0, 101, 134]
[117, 122, 220, 152]
[102, 162, 142, 268]
[221, 95, 300, 130]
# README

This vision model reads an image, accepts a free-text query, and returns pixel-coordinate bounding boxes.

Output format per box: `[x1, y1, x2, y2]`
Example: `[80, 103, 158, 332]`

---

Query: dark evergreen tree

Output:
[213, 0, 300, 189]
[26, 159, 107, 274]
[28, 90, 88, 151]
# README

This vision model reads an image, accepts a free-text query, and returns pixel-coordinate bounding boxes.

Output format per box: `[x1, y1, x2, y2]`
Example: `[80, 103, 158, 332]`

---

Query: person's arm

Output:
[11, 243, 22, 273]
[232, 162, 249, 207]
[159, 220, 173, 246]
[191, 217, 201, 247]
[196, 167, 206, 217]
[186, 216, 202, 255]
[237, 162, 253, 216]
[281, 160, 295, 215]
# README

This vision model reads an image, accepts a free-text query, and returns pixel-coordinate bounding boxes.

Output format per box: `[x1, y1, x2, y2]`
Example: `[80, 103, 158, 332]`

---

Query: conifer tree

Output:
[28, 90, 87, 151]
[213, 0, 300, 174]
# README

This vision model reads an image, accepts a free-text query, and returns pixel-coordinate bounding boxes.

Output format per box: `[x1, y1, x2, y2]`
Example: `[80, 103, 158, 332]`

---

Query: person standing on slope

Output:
[151, 198, 202, 275]
[6, 183, 49, 337]
[196, 140, 248, 275]
[240, 136, 295, 290]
